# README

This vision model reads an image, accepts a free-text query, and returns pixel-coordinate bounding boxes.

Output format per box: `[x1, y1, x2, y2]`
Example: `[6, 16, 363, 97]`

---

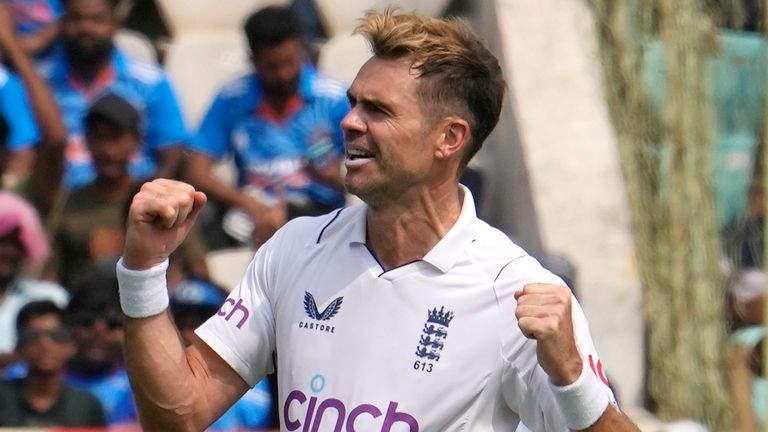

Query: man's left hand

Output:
[515, 283, 583, 386]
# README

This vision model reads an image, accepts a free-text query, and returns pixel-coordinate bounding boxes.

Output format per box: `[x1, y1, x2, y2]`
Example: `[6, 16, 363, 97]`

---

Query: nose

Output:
[340, 106, 365, 137]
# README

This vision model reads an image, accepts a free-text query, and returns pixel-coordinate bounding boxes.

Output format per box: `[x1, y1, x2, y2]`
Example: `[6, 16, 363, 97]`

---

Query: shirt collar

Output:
[349, 185, 478, 273]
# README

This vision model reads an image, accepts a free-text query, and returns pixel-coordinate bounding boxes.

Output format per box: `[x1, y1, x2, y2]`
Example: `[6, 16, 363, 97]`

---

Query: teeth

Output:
[347, 149, 373, 158]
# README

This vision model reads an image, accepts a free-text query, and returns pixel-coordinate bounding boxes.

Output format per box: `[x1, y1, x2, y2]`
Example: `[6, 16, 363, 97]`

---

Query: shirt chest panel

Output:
[272, 245, 503, 430]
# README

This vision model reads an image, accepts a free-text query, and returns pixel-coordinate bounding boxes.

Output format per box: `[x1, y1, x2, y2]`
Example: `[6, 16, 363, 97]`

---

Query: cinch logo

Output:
[217, 298, 250, 329]
[283, 390, 419, 432]
[299, 291, 343, 333]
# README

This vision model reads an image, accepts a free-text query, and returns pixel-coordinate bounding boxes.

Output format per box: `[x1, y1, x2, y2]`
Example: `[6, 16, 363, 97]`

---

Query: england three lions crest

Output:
[415, 306, 454, 363]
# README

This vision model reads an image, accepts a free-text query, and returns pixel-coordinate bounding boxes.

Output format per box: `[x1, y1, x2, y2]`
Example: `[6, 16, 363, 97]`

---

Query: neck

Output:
[366, 184, 463, 271]
[91, 175, 134, 200]
[70, 57, 110, 84]
[263, 92, 294, 116]
[24, 371, 63, 411]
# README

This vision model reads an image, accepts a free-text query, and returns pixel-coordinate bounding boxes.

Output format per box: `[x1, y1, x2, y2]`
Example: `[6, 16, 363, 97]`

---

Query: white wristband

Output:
[116, 257, 170, 318]
[549, 361, 610, 430]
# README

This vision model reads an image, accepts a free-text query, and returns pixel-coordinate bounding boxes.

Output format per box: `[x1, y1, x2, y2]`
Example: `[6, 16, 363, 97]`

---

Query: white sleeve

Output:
[496, 255, 617, 431]
[195, 238, 278, 387]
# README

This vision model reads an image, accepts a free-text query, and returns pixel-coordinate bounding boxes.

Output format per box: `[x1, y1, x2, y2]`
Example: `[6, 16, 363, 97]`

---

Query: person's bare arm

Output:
[185, 151, 285, 244]
[306, 161, 344, 192]
[2, 147, 34, 188]
[16, 22, 60, 56]
[728, 344, 758, 432]
[121, 179, 248, 430]
[515, 284, 640, 431]
[0, 4, 66, 213]
[125, 311, 249, 430]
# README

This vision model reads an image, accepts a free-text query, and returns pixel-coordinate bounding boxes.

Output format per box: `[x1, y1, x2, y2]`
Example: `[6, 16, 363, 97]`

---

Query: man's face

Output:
[86, 120, 138, 181]
[17, 314, 74, 374]
[62, 0, 116, 64]
[0, 229, 24, 285]
[341, 57, 444, 203]
[69, 308, 124, 370]
[252, 38, 303, 99]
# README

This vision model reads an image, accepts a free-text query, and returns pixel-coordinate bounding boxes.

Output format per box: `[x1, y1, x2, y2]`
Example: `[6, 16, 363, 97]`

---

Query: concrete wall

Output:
[478, 0, 645, 406]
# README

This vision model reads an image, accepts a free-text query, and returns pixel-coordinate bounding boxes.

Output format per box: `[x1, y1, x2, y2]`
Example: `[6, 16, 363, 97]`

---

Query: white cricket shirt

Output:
[197, 187, 615, 431]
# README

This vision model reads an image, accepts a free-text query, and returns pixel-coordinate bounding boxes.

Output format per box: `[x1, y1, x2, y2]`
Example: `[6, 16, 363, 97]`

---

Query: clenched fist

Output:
[123, 179, 207, 270]
[515, 283, 583, 386]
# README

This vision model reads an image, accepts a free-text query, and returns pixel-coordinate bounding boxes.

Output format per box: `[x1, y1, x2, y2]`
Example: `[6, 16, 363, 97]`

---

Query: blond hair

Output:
[355, 9, 506, 167]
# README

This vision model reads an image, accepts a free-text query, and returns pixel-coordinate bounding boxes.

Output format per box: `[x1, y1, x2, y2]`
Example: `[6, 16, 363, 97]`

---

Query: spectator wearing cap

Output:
[64, 278, 138, 426]
[0, 300, 106, 427]
[0, 191, 67, 370]
[41, 0, 189, 190]
[170, 278, 274, 430]
[46, 92, 209, 291]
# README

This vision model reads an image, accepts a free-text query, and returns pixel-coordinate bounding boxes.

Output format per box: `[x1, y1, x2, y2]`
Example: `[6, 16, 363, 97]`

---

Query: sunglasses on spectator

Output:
[18, 328, 71, 345]
[69, 311, 123, 330]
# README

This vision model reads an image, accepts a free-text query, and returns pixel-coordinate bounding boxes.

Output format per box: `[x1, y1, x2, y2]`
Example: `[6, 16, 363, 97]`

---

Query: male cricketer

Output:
[115, 9, 641, 432]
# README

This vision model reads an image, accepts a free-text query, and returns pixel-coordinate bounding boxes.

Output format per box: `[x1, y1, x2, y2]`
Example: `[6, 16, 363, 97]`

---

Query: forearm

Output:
[3, 33, 66, 145]
[124, 311, 204, 430]
[2, 148, 34, 187]
[308, 162, 345, 191]
[17, 24, 59, 55]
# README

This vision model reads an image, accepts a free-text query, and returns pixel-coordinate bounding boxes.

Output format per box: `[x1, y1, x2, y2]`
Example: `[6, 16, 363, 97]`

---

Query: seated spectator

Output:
[4, 0, 62, 62]
[186, 5, 348, 249]
[42, 0, 189, 190]
[0, 300, 106, 427]
[47, 92, 207, 290]
[170, 278, 273, 430]
[0, 191, 67, 371]
[726, 268, 766, 431]
[64, 278, 137, 426]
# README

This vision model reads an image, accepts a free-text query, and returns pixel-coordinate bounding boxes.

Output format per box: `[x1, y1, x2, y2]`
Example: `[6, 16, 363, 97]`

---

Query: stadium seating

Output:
[154, 0, 290, 36]
[163, 32, 251, 127]
[313, 0, 450, 38]
[115, 29, 157, 64]
[316, 33, 370, 85]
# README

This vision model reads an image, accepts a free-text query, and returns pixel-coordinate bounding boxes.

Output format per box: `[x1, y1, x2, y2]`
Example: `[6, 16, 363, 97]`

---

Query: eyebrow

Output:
[346, 89, 392, 113]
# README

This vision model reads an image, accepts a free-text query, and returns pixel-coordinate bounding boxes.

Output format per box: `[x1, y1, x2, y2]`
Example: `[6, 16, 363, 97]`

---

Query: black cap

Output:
[85, 92, 140, 131]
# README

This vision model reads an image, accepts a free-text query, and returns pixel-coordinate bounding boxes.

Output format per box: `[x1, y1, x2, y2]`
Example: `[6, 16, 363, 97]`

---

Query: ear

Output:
[434, 117, 470, 161]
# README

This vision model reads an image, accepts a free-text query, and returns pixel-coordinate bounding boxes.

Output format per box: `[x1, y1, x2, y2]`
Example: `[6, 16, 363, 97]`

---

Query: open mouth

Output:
[345, 148, 376, 169]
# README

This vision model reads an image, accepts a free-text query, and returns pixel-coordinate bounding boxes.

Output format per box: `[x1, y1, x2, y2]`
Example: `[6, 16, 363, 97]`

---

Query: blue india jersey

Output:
[0, 66, 40, 151]
[192, 66, 348, 208]
[65, 368, 138, 426]
[41, 48, 190, 189]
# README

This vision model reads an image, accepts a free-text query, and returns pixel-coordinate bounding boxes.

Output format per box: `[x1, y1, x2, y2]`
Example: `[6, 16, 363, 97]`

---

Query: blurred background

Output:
[0, 0, 766, 431]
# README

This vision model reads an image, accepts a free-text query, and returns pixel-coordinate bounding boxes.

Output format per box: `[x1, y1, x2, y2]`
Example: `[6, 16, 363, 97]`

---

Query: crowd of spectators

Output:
[0, 0, 358, 429]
